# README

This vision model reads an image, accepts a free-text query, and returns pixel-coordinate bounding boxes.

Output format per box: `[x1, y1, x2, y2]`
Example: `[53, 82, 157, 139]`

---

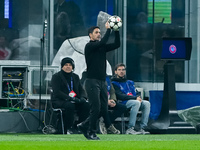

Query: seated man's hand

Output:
[70, 97, 81, 104]
[136, 96, 142, 102]
[70, 97, 87, 104]
[108, 99, 116, 107]
[80, 97, 87, 103]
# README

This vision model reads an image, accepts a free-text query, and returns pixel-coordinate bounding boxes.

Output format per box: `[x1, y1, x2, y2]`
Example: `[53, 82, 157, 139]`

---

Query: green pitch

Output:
[0, 134, 199, 150]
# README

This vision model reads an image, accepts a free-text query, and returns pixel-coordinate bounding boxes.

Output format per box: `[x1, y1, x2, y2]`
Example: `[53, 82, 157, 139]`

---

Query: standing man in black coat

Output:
[78, 21, 121, 140]
[51, 57, 89, 134]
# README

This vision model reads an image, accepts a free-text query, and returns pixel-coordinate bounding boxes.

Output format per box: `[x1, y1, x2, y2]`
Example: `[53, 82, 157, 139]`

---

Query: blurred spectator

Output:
[54, 0, 86, 53]
[99, 76, 127, 134]
[54, 12, 71, 52]
[0, 35, 11, 60]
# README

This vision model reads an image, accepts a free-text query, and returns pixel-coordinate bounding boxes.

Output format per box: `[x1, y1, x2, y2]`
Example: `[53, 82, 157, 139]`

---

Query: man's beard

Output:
[117, 74, 125, 79]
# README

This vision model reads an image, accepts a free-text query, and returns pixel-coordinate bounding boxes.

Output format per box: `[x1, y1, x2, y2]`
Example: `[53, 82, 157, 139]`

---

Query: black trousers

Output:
[53, 100, 90, 131]
[108, 102, 127, 123]
[84, 78, 111, 133]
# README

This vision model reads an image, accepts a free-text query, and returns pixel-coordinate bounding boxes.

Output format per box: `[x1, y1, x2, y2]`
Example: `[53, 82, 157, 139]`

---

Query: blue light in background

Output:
[9, 0, 12, 28]
[107, 0, 113, 16]
[4, 0, 9, 19]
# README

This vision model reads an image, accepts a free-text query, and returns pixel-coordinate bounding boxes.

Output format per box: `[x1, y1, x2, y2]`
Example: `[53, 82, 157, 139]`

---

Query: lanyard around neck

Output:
[67, 77, 73, 92]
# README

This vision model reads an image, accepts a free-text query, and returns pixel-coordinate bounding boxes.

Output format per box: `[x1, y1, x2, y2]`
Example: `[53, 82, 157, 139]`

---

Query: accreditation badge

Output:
[108, 92, 110, 99]
[69, 90, 77, 97]
[127, 92, 133, 96]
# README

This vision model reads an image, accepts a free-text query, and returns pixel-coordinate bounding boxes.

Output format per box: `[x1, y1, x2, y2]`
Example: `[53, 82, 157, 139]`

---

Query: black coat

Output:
[51, 70, 87, 104]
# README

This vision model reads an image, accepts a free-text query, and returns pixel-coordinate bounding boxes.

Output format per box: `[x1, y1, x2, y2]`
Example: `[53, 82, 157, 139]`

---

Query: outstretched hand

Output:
[105, 21, 110, 29]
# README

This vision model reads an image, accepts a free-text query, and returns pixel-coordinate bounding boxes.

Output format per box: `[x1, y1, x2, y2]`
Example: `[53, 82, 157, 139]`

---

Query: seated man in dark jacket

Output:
[99, 76, 127, 134]
[112, 63, 150, 135]
[51, 57, 89, 134]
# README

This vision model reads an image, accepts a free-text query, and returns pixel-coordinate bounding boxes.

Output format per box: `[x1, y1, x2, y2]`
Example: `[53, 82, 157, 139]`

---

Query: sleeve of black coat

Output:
[51, 73, 72, 101]
[106, 31, 120, 52]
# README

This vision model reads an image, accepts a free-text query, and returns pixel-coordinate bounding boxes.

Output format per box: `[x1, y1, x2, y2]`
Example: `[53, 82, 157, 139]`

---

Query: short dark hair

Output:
[115, 63, 126, 71]
[88, 26, 100, 36]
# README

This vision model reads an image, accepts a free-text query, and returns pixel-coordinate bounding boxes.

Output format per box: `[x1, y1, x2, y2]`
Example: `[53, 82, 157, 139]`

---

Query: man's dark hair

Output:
[88, 26, 100, 37]
[115, 63, 126, 71]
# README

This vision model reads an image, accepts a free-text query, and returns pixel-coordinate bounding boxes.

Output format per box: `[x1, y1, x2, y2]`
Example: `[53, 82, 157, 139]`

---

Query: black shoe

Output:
[87, 132, 100, 140]
[77, 123, 89, 139]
